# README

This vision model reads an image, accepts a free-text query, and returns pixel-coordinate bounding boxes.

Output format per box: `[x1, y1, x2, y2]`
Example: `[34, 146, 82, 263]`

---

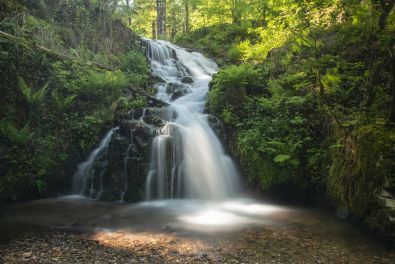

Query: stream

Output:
[0, 41, 394, 263]
[0, 196, 394, 263]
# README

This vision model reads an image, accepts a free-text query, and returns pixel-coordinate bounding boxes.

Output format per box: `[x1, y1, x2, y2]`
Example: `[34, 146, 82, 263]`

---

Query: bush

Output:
[122, 50, 149, 75]
[208, 63, 260, 113]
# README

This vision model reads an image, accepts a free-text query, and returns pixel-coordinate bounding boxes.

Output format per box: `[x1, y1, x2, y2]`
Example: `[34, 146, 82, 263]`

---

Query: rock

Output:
[119, 120, 136, 139]
[166, 82, 183, 93]
[209, 80, 215, 90]
[171, 49, 178, 60]
[165, 82, 191, 101]
[129, 108, 144, 120]
[181, 76, 193, 84]
[132, 121, 154, 142]
[147, 96, 169, 107]
[145, 107, 173, 121]
[151, 75, 166, 83]
[171, 90, 188, 101]
[207, 114, 226, 142]
[143, 115, 166, 127]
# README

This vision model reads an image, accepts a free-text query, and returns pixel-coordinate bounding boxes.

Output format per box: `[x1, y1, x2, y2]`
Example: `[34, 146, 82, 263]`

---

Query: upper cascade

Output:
[144, 39, 240, 200]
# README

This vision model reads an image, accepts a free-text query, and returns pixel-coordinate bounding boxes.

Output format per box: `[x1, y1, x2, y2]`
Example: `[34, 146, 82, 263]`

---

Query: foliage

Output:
[18, 77, 49, 108]
[0, 0, 150, 203]
[206, 0, 395, 207]
[208, 63, 260, 112]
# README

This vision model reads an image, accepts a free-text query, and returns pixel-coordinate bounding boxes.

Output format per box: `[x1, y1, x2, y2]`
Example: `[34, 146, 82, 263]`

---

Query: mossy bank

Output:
[0, 0, 151, 202]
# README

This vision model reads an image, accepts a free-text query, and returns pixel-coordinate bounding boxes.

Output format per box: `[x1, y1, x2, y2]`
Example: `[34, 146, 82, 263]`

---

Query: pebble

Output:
[0, 228, 394, 264]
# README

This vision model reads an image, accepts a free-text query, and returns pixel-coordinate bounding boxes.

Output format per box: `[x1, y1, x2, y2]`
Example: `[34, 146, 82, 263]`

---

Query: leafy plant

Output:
[18, 77, 49, 107]
[51, 89, 77, 112]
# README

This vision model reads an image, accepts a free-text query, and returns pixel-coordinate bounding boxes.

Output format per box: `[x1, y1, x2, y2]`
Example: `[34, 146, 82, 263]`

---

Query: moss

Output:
[328, 124, 395, 219]
[0, 1, 150, 203]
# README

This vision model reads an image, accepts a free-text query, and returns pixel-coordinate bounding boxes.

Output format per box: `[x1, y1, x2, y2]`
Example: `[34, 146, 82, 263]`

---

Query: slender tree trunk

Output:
[170, 0, 177, 39]
[378, 0, 395, 30]
[313, 36, 324, 97]
[152, 20, 157, 39]
[156, 0, 166, 39]
[185, 0, 190, 33]
[389, 52, 395, 122]
[125, 0, 131, 26]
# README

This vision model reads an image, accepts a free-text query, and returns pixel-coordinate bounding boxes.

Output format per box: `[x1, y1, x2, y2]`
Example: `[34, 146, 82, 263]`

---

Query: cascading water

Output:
[72, 127, 118, 197]
[145, 39, 240, 200]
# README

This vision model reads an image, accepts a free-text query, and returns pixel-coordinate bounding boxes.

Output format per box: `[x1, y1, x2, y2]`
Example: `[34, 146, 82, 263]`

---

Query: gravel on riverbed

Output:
[1, 225, 394, 264]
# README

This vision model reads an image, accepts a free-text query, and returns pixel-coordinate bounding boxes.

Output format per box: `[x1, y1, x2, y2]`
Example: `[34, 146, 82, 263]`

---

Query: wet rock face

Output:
[100, 135, 129, 201]
[367, 189, 395, 240]
[207, 114, 226, 142]
[147, 96, 169, 108]
[89, 102, 173, 202]
[165, 82, 191, 101]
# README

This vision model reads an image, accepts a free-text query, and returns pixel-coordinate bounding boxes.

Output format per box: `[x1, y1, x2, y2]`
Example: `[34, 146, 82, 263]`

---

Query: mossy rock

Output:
[328, 124, 395, 236]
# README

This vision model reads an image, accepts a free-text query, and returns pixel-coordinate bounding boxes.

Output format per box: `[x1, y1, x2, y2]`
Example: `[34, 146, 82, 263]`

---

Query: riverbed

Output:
[0, 196, 393, 263]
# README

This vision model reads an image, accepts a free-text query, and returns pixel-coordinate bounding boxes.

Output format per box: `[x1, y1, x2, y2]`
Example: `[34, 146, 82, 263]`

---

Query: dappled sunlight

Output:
[91, 229, 211, 256]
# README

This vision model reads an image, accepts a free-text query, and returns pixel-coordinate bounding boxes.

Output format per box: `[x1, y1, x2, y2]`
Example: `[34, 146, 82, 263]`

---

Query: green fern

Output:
[18, 77, 49, 106]
[51, 89, 77, 112]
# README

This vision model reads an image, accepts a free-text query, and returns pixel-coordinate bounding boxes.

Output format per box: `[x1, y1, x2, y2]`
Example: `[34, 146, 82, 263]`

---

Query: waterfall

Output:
[145, 39, 240, 201]
[120, 143, 132, 202]
[72, 127, 118, 196]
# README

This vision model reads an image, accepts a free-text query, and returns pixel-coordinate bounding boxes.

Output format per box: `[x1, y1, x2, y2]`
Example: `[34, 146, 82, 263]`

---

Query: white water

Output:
[73, 127, 118, 196]
[145, 39, 240, 200]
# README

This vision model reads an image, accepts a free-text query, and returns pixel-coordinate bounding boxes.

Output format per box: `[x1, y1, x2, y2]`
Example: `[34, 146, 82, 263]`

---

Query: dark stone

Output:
[124, 157, 148, 202]
[209, 80, 215, 90]
[166, 82, 183, 93]
[129, 108, 144, 120]
[143, 115, 166, 127]
[181, 76, 193, 84]
[94, 134, 129, 201]
[207, 114, 226, 142]
[145, 107, 172, 121]
[171, 49, 178, 60]
[151, 75, 166, 83]
[119, 120, 137, 140]
[171, 90, 188, 101]
[147, 95, 169, 107]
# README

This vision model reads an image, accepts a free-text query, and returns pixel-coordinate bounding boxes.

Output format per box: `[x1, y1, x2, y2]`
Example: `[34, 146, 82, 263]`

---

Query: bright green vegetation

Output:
[0, 0, 150, 202]
[177, 1, 395, 232]
[1, 0, 394, 239]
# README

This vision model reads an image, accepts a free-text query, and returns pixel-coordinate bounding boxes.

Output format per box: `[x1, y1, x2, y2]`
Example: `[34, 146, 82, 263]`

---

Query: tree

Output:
[157, 0, 167, 38]
[184, 0, 190, 33]
[125, 0, 132, 26]
[374, 0, 395, 29]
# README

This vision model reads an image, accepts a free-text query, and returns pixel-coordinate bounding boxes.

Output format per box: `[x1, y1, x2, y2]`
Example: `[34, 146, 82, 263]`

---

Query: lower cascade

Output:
[145, 39, 240, 200]
[72, 39, 240, 201]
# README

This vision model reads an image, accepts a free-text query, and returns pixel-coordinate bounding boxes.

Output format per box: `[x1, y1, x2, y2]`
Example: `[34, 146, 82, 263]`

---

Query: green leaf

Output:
[274, 154, 291, 164]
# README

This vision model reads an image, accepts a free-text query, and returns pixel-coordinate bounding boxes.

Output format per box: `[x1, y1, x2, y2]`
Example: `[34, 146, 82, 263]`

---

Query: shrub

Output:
[208, 63, 260, 113]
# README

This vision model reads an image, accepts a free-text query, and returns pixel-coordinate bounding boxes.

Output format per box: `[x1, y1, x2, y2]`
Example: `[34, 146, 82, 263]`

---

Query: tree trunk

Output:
[378, 0, 395, 30]
[152, 20, 157, 39]
[125, 0, 131, 27]
[389, 52, 395, 122]
[185, 0, 190, 34]
[171, 1, 177, 39]
[156, 0, 166, 39]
